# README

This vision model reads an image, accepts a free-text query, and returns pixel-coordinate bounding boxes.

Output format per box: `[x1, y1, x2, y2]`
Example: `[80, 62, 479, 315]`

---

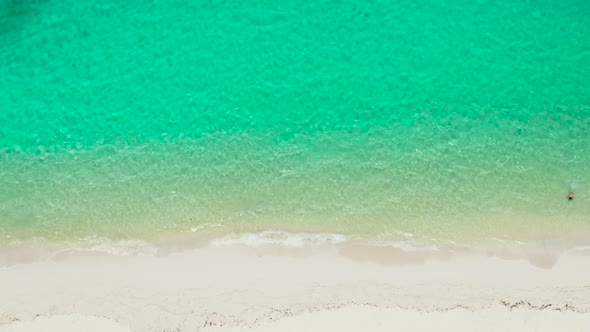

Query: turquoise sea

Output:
[1, 0, 589, 244]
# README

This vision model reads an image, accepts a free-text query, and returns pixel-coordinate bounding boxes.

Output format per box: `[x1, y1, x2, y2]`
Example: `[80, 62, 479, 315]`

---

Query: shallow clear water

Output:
[1, 0, 589, 243]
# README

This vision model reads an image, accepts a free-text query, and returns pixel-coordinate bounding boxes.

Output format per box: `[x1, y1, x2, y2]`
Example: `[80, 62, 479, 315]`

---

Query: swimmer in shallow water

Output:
[569, 192, 575, 200]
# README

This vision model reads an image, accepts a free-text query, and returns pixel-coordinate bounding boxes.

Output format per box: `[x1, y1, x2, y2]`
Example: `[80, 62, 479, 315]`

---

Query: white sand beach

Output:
[1, 237, 590, 331]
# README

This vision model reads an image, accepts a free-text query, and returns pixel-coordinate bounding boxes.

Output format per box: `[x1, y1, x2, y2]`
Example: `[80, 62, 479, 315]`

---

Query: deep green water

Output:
[1, 0, 589, 243]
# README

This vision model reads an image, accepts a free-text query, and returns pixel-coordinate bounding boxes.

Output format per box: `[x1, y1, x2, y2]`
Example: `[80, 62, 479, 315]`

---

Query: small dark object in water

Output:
[569, 192, 575, 200]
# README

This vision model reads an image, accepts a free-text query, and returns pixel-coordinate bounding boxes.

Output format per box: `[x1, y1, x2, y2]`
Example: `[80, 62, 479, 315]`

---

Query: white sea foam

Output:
[210, 230, 443, 251]
[56, 237, 159, 257]
[564, 245, 590, 254]
[375, 230, 416, 239]
[366, 240, 440, 252]
[365, 230, 441, 251]
[191, 223, 223, 233]
[393, 230, 415, 238]
[210, 230, 349, 247]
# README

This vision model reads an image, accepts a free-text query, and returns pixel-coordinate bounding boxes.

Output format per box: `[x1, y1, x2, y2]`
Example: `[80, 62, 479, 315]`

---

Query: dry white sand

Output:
[0, 314, 133, 332]
[1, 239, 589, 331]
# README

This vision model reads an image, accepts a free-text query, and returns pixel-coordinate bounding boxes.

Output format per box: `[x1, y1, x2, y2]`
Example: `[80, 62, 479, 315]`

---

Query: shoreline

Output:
[3, 210, 590, 249]
[2, 235, 590, 331]
[2, 229, 590, 268]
